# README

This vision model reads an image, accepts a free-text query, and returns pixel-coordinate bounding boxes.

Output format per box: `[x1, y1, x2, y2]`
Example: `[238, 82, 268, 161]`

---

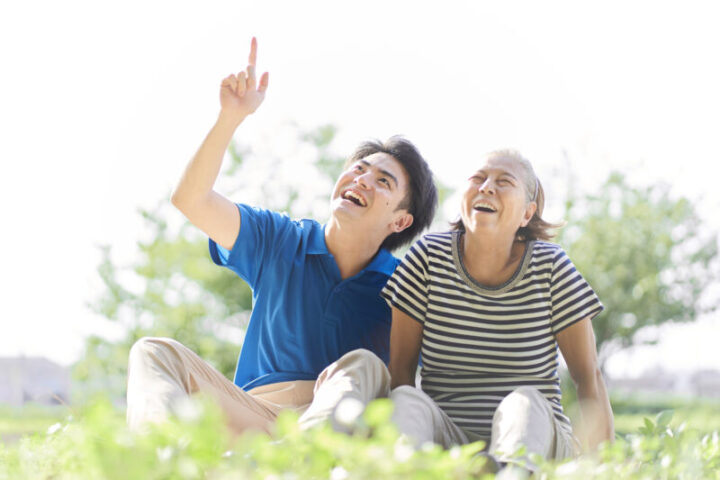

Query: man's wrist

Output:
[217, 110, 248, 129]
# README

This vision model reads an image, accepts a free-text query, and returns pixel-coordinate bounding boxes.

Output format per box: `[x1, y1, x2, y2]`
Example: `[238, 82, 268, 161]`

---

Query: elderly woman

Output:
[381, 149, 613, 469]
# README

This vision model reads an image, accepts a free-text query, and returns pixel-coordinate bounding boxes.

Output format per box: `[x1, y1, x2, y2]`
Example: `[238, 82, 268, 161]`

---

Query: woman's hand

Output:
[219, 37, 269, 124]
[557, 317, 615, 451]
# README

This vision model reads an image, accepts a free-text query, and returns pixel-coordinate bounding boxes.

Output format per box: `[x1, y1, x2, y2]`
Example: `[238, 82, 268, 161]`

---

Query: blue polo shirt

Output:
[209, 204, 399, 390]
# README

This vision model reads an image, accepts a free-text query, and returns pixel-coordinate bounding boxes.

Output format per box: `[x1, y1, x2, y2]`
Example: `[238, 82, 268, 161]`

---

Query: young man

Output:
[126, 38, 437, 434]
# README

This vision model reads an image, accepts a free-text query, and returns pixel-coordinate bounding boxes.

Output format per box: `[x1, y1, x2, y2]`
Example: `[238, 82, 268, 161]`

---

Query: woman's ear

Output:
[520, 202, 537, 227]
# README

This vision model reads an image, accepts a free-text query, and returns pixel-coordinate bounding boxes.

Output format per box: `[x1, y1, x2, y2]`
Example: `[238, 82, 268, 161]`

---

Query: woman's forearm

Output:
[576, 369, 614, 450]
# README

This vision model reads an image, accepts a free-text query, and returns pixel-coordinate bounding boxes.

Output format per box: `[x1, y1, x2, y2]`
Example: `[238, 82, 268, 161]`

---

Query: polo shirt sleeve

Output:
[381, 237, 430, 325]
[549, 247, 604, 334]
[209, 204, 296, 288]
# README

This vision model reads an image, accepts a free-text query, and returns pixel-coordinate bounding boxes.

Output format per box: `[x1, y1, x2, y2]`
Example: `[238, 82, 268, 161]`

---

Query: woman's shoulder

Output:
[529, 240, 569, 263]
[416, 231, 454, 248]
[402, 231, 455, 261]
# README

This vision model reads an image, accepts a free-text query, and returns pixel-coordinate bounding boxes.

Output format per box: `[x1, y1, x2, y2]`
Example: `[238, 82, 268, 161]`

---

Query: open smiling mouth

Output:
[473, 202, 497, 213]
[342, 190, 367, 207]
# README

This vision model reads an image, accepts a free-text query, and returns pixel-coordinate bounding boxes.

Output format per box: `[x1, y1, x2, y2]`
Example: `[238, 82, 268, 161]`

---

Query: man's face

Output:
[330, 152, 412, 236]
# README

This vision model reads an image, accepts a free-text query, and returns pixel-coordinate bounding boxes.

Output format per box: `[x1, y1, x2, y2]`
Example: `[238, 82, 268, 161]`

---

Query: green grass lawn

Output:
[610, 394, 720, 435]
[0, 404, 69, 444]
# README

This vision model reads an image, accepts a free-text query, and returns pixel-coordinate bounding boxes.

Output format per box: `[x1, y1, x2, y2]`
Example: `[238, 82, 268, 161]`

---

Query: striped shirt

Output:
[381, 231, 604, 440]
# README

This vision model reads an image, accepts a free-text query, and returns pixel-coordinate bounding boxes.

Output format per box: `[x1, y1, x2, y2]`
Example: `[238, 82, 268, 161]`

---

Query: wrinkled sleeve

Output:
[209, 204, 295, 288]
[549, 247, 604, 334]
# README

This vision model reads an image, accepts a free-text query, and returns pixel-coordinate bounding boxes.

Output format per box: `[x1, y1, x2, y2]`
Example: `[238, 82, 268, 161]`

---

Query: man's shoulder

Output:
[235, 204, 327, 256]
[241, 204, 322, 236]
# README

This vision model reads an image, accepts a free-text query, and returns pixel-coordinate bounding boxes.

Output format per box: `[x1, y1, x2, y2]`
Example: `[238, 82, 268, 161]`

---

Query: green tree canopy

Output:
[558, 172, 718, 366]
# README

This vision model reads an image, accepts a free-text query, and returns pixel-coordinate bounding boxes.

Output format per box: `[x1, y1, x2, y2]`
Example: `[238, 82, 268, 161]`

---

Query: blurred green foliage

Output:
[2, 396, 719, 479]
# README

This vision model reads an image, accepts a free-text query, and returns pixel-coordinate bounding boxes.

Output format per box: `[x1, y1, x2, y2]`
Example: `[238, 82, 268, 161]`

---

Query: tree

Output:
[75, 124, 346, 398]
[557, 172, 718, 367]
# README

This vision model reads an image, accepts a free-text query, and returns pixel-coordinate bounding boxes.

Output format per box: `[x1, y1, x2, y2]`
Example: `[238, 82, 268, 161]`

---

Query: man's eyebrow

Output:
[360, 159, 399, 187]
[378, 168, 399, 187]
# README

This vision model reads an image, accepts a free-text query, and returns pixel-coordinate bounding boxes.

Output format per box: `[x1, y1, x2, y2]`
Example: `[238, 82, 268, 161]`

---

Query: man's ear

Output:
[520, 202, 537, 228]
[392, 213, 414, 233]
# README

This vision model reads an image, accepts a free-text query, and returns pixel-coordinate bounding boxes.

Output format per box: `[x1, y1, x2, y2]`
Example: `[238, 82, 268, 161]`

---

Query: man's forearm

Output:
[171, 112, 246, 209]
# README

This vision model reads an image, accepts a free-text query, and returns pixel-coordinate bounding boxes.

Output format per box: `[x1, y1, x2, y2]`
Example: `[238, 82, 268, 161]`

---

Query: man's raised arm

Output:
[171, 37, 269, 251]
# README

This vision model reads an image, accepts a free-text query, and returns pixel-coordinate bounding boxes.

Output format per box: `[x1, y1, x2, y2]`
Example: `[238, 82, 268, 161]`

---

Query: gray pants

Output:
[300, 348, 579, 470]
[390, 385, 579, 469]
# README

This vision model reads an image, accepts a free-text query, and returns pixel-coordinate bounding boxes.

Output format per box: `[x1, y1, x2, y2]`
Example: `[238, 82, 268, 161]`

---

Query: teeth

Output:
[473, 201, 496, 212]
[343, 190, 367, 207]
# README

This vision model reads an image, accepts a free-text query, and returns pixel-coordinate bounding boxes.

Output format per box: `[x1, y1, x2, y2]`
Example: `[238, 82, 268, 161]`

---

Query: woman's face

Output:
[460, 155, 536, 238]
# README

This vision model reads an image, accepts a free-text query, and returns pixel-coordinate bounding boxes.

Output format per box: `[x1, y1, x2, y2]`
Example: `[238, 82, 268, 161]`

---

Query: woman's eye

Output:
[379, 178, 390, 186]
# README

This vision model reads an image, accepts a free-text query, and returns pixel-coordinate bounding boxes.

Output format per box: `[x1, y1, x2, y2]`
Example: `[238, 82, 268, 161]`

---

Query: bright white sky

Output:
[1, 0, 719, 379]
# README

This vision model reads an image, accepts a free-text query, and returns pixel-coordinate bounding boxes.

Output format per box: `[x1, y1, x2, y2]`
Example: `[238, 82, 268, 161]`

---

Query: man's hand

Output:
[220, 37, 269, 123]
[171, 37, 270, 250]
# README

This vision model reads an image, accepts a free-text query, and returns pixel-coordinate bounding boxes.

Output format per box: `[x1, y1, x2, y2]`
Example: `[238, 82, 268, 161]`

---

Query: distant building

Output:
[608, 366, 720, 399]
[691, 369, 720, 398]
[0, 357, 71, 406]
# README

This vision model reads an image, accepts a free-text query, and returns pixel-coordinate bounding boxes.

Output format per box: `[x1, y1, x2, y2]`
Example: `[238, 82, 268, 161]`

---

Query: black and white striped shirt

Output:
[381, 232, 604, 440]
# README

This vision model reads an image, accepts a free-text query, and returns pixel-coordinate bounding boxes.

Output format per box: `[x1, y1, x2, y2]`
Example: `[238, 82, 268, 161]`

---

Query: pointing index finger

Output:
[248, 37, 257, 66]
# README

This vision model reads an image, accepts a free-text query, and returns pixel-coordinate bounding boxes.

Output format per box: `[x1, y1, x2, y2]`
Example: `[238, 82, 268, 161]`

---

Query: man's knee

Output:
[330, 348, 389, 381]
[129, 337, 181, 367]
[338, 348, 385, 368]
[338, 348, 384, 367]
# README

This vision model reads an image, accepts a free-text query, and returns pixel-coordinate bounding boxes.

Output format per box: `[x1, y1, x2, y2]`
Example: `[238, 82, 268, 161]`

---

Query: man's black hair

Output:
[346, 136, 438, 251]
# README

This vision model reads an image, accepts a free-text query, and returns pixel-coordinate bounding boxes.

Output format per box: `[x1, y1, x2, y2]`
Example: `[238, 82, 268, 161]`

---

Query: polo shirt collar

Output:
[310, 224, 397, 277]
[364, 247, 397, 276]
[306, 222, 329, 254]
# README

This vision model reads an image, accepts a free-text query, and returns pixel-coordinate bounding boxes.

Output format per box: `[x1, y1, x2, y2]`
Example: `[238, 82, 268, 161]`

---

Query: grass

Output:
[610, 394, 720, 435]
[4, 394, 720, 435]
[1, 394, 719, 479]
[2, 394, 719, 441]
[0, 404, 68, 444]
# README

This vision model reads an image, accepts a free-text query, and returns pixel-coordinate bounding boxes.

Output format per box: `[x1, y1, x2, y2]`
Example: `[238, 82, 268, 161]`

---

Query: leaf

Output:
[363, 399, 394, 428]
[641, 417, 655, 434]
[656, 410, 674, 428]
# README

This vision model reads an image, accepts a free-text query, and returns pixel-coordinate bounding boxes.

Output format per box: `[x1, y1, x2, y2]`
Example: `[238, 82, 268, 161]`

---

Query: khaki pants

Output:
[126, 337, 315, 434]
[390, 385, 580, 470]
[298, 349, 391, 429]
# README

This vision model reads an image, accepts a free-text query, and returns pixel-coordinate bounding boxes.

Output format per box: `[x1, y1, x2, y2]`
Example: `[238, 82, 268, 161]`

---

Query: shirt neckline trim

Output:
[450, 231, 535, 296]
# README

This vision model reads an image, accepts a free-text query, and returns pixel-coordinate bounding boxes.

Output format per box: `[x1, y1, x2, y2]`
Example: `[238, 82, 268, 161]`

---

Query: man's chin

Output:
[332, 200, 365, 215]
